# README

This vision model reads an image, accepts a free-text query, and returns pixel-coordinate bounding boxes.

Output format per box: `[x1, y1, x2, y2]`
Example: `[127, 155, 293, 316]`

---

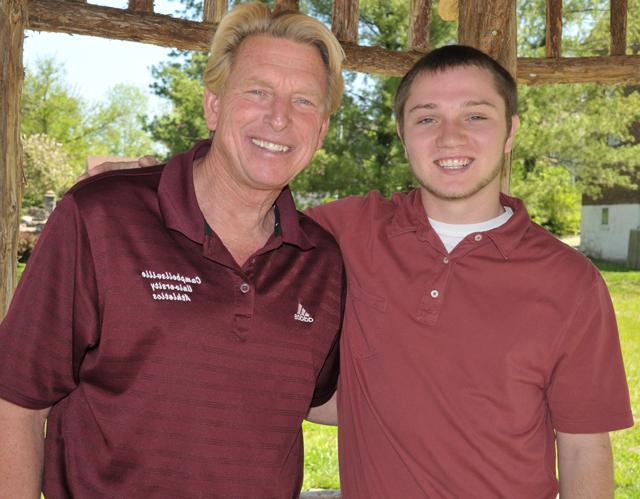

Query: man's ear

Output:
[504, 114, 519, 154]
[203, 89, 221, 131]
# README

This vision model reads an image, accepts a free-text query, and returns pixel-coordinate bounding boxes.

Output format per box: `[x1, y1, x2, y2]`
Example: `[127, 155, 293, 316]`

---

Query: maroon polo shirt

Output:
[307, 189, 633, 499]
[0, 141, 344, 498]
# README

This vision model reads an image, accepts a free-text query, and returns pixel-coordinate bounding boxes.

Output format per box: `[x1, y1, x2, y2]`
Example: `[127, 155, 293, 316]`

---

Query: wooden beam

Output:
[546, 0, 562, 58]
[27, 0, 215, 52]
[275, 0, 299, 11]
[24, 0, 640, 84]
[611, 0, 627, 56]
[203, 0, 225, 24]
[332, 0, 359, 43]
[458, 0, 517, 75]
[518, 56, 640, 84]
[128, 0, 153, 13]
[408, 0, 431, 52]
[458, 0, 516, 193]
[0, 0, 26, 318]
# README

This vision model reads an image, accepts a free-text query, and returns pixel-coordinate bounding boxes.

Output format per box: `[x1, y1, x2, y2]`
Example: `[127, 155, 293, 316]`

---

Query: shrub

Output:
[18, 232, 39, 263]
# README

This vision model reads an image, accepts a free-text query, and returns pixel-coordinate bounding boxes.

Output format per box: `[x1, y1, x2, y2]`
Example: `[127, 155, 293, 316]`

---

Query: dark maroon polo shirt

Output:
[0, 141, 344, 498]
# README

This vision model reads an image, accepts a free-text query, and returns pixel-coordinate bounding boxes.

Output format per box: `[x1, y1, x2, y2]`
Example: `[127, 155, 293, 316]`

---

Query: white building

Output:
[581, 185, 640, 266]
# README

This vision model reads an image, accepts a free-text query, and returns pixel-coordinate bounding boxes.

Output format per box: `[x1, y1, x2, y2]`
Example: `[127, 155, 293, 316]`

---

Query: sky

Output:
[22, 0, 184, 110]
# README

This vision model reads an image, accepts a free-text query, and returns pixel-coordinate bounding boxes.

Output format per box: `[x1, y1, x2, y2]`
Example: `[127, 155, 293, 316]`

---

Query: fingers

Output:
[76, 157, 160, 182]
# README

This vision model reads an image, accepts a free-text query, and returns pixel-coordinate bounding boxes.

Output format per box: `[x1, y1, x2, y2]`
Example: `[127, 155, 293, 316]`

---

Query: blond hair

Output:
[203, 2, 345, 115]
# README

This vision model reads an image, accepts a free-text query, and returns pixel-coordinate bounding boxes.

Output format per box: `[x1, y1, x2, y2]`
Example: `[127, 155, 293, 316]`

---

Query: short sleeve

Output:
[546, 271, 633, 433]
[0, 196, 100, 409]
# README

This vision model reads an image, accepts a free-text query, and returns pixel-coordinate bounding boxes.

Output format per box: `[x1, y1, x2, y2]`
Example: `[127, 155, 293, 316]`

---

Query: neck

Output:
[421, 188, 504, 224]
[193, 152, 280, 265]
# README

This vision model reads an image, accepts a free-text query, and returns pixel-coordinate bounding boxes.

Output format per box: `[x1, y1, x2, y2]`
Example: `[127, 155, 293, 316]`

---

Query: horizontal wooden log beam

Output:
[517, 56, 640, 84]
[27, 0, 215, 51]
[25, 0, 640, 84]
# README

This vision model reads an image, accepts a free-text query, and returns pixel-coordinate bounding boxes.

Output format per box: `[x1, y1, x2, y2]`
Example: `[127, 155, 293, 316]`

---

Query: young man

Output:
[0, 3, 346, 498]
[306, 45, 633, 498]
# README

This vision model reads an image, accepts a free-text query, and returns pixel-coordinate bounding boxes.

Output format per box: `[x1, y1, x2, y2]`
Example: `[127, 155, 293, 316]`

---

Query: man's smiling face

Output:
[204, 35, 330, 193]
[400, 64, 518, 219]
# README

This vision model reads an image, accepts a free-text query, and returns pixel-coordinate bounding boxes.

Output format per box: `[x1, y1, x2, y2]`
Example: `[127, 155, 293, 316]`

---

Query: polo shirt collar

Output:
[158, 140, 314, 250]
[386, 188, 531, 258]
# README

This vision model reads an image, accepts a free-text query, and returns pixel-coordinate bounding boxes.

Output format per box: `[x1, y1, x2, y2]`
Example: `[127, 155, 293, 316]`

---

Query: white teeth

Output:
[437, 158, 471, 169]
[251, 138, 291, 152]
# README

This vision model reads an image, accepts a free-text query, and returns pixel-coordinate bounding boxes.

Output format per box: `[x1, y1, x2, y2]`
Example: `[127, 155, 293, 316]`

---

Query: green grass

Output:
[302, 421, 340, 490]
[17, 262, 25, 278]
[597, 260, 640, 498]
[302, 260, 640, 493]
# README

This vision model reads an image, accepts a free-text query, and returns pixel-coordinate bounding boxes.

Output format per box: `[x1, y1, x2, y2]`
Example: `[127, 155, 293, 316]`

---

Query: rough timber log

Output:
[408, 0, 431, 52]
[611, 0, 628, 56]
[332, 0, 359, 43]
[25, 0, 640, 84]
[0, 0, 26, 318]
[458, 0, 517, 192]
[546, 0, 562, 58]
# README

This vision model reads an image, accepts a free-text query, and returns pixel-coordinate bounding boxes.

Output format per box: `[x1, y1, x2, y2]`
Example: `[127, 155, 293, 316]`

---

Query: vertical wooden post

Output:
[128, 0, 154, 13]
[203, 0, 226, 24]
[408, 0, 432, 52]
[458, 0, 517, 193]
[0, 0, 26, 318]
[610, 0, 627, 56]
[546, 0, 562, 58]
[332, 0, 359, 43]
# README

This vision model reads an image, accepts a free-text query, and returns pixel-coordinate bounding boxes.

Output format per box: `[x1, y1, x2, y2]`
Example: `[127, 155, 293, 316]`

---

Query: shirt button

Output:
[430, 290, 439, 298]
[443, 256, 449, 264]
[240, 282, 250, 294]
[474, 234, 483, 241]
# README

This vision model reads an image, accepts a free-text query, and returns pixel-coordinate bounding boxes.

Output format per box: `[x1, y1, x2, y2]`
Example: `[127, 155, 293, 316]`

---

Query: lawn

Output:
[302, 259, 640, 493]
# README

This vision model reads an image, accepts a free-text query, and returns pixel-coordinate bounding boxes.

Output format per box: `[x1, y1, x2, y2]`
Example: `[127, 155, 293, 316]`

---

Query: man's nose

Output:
[265, 97, 291, 131]
[436, 120, 465, 147]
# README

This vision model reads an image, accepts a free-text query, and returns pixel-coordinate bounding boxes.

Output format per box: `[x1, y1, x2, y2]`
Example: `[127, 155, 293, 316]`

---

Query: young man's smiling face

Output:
[204, 35, 330, 194]
[400, 64, 519, 222]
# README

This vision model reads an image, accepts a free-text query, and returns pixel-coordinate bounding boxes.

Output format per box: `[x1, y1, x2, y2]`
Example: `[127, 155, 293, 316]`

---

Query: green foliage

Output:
[21, 57, 156, 204]
[21, 134, 75, 207]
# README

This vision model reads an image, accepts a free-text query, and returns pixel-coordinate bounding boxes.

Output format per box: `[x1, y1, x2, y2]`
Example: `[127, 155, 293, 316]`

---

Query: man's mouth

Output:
[251, 138, 291, 153]
[435, 158, 472, 170]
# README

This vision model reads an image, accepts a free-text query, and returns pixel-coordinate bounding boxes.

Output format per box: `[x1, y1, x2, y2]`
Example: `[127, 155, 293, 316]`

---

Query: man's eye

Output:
[418, 117, 435, 125]
[249, 89, 266, 96]
[294, 97, 314, 106]
[469, 115, 487, 121]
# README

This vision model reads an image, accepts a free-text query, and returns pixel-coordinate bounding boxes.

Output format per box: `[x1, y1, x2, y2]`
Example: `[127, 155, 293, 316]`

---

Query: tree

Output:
[21, 57, 157, 208]
[146, 0, 640, 233]
[21, 134, 75, 207]
[22, 57, 157, 172]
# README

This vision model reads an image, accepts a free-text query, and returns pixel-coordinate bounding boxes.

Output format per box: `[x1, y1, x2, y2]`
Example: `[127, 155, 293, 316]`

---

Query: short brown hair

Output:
[203, 2, 345, 115]
[394, 45, 518, 137]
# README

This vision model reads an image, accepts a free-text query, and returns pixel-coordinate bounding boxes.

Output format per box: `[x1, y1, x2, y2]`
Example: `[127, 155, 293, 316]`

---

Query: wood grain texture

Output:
[0, 0, 26, 318]
[409, 0, 431, 51]
[332, 0, 359, 42]
[458, 0, 517, 75]
[546, 0, 562, 57]
[127, 0, 153, 13]
[275, 0, 299, 12]
[611, 0, 628, 56]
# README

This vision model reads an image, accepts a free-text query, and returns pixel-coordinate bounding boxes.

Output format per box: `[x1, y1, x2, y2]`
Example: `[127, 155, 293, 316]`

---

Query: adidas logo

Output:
[294, 303, 314, 323]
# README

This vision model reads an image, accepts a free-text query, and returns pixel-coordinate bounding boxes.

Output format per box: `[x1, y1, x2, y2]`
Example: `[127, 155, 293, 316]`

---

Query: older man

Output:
[0, 3, 345, 498]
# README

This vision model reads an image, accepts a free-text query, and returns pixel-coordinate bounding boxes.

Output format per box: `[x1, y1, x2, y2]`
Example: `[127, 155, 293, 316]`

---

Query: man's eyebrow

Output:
[408, 100, 498, 114]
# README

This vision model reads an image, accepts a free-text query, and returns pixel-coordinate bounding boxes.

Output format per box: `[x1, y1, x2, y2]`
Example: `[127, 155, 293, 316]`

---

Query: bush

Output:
[18, 232, 39, 263]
